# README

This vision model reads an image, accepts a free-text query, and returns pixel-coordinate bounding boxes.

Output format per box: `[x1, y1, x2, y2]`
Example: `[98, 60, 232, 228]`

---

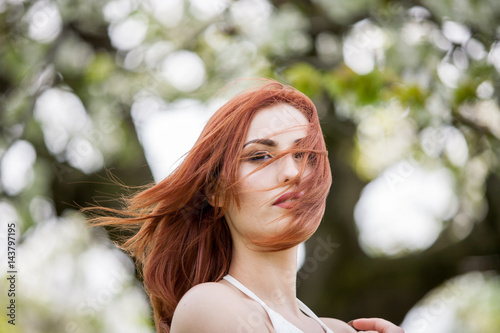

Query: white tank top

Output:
[223, 274, 334, 333]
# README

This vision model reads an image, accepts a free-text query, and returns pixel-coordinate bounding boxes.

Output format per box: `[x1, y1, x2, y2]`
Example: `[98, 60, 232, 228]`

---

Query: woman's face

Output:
[224, 103, 310, 246]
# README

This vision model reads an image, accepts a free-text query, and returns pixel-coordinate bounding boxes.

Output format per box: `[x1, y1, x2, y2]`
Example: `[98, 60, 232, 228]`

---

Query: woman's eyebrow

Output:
[294, 137, 305, 145]
[243, 138, 277, 148]
[243, 138, 305, 148]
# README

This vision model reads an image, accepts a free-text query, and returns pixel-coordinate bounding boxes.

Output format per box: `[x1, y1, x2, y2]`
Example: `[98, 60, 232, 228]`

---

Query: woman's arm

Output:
[348, 318, 404, 333]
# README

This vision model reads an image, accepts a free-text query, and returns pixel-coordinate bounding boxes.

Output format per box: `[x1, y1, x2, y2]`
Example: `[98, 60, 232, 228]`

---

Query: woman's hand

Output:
[348, 318, 404, 333]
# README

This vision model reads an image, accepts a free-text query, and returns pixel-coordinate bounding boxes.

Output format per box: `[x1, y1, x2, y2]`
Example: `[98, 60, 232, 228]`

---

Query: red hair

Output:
[87, 80, 331, 332]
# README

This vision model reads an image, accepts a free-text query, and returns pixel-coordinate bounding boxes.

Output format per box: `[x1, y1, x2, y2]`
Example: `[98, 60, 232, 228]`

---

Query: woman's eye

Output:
[293, 152, 304, 160]
[295, 151, 316, 164]
[248, 151, 273, 161]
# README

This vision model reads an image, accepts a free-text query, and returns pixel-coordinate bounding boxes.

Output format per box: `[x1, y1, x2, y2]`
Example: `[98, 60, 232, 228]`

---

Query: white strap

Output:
[297, 299, 333, 332]
[223, 274, 273, 312]
[223, 275, 334, 333]
[224, 275, 301, 332]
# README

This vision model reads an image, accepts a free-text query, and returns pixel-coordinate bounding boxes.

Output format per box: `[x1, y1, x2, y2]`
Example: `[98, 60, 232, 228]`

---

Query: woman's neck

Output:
[227, 241, 301, 316]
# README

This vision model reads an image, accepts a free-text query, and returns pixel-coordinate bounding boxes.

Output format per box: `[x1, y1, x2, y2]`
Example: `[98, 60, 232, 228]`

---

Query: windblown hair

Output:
[87, 80, 332, 332]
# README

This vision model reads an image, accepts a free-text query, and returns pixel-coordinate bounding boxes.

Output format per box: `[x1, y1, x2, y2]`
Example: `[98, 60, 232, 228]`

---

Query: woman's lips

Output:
[273, 191, 304, 209]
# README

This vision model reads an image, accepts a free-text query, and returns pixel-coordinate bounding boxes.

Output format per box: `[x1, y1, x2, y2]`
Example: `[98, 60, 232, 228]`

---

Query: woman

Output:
[90, 80, 403, 333]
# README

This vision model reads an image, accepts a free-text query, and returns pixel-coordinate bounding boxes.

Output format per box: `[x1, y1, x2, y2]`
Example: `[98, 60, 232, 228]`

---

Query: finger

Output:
[347, 320, 377, 332]
[349, 318, 404, 333]
[347, 322, 374, 332]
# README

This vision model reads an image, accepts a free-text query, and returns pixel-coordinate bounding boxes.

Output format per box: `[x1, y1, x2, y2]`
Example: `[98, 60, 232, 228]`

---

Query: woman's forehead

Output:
[245, 103, 309, 141]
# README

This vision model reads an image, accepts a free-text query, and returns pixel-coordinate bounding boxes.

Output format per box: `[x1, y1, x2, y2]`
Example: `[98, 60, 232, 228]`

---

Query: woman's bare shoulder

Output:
[170, 282, 269, 333]
[170, 282, 237, 330]
[320, 317, 358, 333]
[180, 281, 237, 302]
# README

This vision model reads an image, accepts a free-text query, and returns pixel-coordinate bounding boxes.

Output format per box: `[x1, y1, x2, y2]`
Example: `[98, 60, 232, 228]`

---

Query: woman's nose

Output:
[278, 153, 300, 183]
